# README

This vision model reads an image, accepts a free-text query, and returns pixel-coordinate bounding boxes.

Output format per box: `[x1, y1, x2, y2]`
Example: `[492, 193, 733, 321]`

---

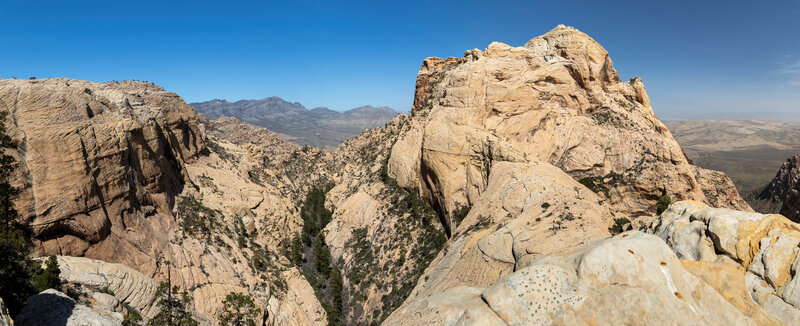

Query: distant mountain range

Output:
[190, 97, 398, 149]
[666, 119, 800, 212]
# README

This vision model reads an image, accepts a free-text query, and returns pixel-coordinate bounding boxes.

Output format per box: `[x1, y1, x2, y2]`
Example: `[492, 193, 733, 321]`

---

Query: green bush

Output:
[33, 255, 61, 292]
[657, 195, 672, 215]
[608, 218, 631, 235]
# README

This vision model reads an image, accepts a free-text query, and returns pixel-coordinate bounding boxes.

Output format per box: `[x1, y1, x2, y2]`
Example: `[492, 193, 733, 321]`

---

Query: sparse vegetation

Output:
[205, 138, 239, 163]
[609, 217, 631, 235]
[292, 186, 345, 325]
[451, 205, 471, 230]
[218, 292, 261, 326]
[148, 281, 198, 326]
[0, 111, 40, 316]
[177, 196, 221, 242]
[656, 194, 672, 215]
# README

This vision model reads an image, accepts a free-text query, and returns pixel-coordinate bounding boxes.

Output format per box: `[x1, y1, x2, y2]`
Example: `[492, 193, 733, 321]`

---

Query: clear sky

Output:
[1, 0, 798, 119]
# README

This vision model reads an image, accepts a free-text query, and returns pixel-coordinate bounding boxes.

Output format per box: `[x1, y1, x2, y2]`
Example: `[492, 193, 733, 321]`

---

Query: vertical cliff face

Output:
[0, 79, 326, 324]
[0, 78, 203, 267]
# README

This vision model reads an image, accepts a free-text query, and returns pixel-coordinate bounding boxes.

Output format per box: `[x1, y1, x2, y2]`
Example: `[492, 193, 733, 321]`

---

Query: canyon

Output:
[2, 25, 800, 326]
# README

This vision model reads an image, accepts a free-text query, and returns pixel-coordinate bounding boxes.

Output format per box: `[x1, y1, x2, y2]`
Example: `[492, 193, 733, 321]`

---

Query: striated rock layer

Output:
[0, 78, 326, 324]
[370, 24, 752, 322]
[389, 24, 749, 230]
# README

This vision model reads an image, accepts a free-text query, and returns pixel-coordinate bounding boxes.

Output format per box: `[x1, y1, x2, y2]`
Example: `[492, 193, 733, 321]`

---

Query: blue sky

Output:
[1, 0, 798, 119]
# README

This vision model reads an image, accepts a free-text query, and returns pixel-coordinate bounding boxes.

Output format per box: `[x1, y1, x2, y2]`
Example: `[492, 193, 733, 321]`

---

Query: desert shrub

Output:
[657, 195, 672, 215]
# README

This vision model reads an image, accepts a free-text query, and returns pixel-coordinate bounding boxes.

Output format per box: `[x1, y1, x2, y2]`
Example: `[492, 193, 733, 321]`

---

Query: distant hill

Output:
[666, 119, 800, 212]
[191, 97, 398, 149]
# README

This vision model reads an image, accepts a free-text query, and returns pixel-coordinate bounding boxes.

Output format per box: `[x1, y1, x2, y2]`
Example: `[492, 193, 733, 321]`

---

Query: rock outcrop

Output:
[386, 231, 770, 325]
[760, 155, 800, 202]
[759, 154, 800, 221]
[45, 256, 160, 318]
[650, 201, 800, 324]
[388, 200, 800, 325]
[267, 24, 758, 325]
[0, 78, 202, 270]
[0, 79, 325, 324]
[15, 289, 122, 326]
[389, 24, 749, 229]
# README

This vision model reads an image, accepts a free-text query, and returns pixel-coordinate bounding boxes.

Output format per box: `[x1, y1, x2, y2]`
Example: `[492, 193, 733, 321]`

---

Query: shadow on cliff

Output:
[15, 292, 74, 326]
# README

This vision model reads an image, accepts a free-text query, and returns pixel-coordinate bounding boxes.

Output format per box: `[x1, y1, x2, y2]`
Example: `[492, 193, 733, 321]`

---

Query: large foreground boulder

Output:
[15, 289, 121, 326]
[386, 231, 769, 325]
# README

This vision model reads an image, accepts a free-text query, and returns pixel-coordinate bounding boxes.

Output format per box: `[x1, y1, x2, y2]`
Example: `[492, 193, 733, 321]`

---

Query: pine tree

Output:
[147, 282, 197, 326]
[290, 233, 303, 265]
[0, 111, 36, 316]
[33, 255, 61, 292]
[218, 292, 260, 326]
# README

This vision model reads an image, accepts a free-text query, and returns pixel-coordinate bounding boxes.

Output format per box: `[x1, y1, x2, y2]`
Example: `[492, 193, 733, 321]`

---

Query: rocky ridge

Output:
[278, 24, 752, 325]
[0, 78, 326, 324]
[0, 25, 775, 326]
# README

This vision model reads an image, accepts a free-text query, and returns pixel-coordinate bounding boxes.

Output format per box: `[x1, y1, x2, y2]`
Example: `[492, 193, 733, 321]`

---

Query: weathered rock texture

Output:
[386, 231, 771, 325]
[45, 256, 160, 318]
[650, 201, 800, 325]
[276, 24, 757, 325]
[389, 24, 749, 229]
[0, 78, 325, 324]
[361, 25, 750, 323]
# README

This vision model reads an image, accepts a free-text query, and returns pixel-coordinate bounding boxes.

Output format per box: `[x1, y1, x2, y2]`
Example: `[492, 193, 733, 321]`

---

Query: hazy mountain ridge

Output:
[191, 97, 398, 149]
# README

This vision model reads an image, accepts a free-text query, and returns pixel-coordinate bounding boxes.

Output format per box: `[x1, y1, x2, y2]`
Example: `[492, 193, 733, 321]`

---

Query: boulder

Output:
[15, 289, 122, 326]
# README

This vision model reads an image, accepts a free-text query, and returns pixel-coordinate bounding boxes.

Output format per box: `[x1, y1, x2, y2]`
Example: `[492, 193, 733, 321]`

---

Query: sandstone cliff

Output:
[0, 25, 766, 326]
[306, 25, 751, 325]
[0, 78, 325, 324]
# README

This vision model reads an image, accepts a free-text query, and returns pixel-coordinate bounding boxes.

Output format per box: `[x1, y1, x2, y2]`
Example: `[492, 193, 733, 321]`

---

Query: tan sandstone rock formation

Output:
[389, 24, 749, 232]
[650, 201, 800, 324]
[0, 78, 325, 324]
[15, 289, 122, 326]
[386, 231, 767, 325]
[303, 25, 754, 324]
